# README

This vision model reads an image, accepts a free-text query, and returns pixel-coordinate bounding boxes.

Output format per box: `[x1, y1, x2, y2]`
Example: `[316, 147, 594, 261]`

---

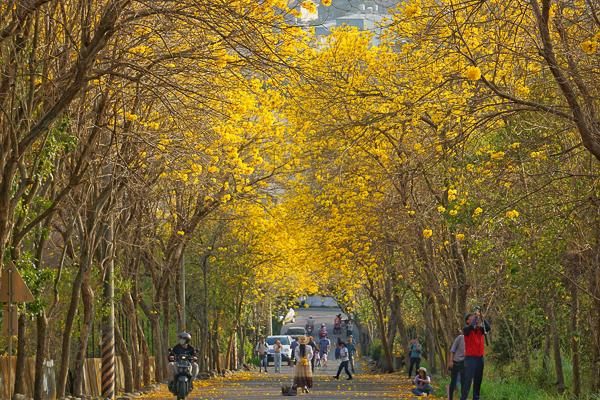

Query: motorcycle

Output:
[318, 325, 327, 337]
[168, 349, 195, 400]
[333, 317, 341, 334]
[306, 320, 314, 334]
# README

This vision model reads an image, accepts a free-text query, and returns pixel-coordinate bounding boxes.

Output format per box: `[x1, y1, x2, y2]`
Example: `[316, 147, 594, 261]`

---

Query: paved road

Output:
[147, 359, 417, 399]
[142, 308, 419, 399]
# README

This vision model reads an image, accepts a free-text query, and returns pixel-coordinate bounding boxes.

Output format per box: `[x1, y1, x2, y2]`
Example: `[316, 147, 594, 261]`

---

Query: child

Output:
[412, 367, 434, 397]
[314, 350, 321, 367]
[321, 351, 328, 367]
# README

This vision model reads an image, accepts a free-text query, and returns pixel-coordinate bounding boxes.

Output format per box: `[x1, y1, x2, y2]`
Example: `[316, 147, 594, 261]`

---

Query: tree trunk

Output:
[545, 303, 565, 393]
[72, 274, 95, 396]
[33, 312, 48, 400]
[115, 323, 134, 393]
[214, 315, 221, 373]
[591, 264, 600, 392]
[543, 323, 552, 378]
[375, 300, 394, 373]
[13, 312, 28, 395]
[162, 278, 171, 371]
[424, 306, 437, 374]
[56, 250, 94, 398]
[138, 318, 151, 386]
[150, 316, 164, 382]
[571, 280, 580, 398]
[239, 326, 245, 367]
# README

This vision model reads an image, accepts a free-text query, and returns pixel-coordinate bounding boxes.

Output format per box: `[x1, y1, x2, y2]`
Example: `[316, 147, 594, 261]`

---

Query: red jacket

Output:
[463, 318, 490, 357]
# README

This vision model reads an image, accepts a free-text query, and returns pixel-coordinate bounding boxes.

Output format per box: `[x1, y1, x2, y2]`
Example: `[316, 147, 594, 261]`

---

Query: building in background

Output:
[314, 3, 386, 46]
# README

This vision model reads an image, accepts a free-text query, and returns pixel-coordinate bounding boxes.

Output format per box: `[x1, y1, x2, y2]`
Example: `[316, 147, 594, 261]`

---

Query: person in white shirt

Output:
[255, 337, 270, 373]
[333, 342, 353, 380]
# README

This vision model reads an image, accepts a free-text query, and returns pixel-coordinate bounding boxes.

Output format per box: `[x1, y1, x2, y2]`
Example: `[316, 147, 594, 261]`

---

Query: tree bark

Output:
[545, 302, 565, 393]
[33, 312, 48, 400]
[115, 323, 134, 393]
[72, 273, 96, 396]
[13, 312, 28, 395]
[571, 280, 580, 398]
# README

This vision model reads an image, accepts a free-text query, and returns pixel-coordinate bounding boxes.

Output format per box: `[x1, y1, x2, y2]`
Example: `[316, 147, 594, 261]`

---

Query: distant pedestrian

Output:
[335, 337, 342, 360]
[314, 350, 321, 367]
[448, 334, 466, 400]
[319, 334, 331, 366]
[307, 336, 318, 372]
[294, 336, 314, 394]
[347, 337, 357, 373]
[407, 337, 422, 378]
[333, 342, 353, 380]
[273, 339, 283, 373]
[461, 309, 491, 400]
[290, 337, 299, 366]
[412, 367, 434, 397]
[255, 337, 269, 373]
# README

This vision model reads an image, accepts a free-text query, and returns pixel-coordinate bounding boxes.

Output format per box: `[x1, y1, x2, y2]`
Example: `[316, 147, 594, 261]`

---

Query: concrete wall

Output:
[304, 296, 338, 307]
[0, 356, 155, 398]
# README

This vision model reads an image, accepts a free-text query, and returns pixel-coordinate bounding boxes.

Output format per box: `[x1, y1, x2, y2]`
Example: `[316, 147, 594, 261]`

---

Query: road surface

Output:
[142, 307, 419, 399]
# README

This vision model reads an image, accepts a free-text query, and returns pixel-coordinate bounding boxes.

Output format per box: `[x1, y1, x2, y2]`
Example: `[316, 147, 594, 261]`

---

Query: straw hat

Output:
[298, 335, 309, 344]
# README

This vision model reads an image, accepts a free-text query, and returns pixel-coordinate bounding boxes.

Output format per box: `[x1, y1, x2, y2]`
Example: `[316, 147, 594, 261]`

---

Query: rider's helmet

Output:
[321, 323, 325, 326]
[178, 332, 192, 345]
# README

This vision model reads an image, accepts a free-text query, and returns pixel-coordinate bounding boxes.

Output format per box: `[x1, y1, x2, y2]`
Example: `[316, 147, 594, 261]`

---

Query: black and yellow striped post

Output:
[101, 218, 115, 399]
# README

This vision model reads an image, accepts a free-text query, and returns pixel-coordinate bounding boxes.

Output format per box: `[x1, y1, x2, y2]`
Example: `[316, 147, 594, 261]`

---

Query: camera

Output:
[473, 306, 482, 312]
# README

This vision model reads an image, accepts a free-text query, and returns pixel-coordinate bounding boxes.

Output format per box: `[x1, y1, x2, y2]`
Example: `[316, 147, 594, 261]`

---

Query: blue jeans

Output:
[461, 356, 484, 400]
[274, 353, 282, 372]
[412, 384, 433, 396]
[259, 354, 268, 372]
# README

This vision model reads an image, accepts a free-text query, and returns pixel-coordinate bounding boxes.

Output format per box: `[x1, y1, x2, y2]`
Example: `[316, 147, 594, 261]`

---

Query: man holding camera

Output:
[461, 307, 490, 400]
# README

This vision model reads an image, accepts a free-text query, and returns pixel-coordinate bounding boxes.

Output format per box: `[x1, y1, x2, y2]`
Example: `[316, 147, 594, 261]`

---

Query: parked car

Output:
[266, 335, 293, 366]
[286, 326, 307, 337]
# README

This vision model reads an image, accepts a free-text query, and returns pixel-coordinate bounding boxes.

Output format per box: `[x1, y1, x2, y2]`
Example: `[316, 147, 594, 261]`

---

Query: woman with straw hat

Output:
[294, 335, 314, 393]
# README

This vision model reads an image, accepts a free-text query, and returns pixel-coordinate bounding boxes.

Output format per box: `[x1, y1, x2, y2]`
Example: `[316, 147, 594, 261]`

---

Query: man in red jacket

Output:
[461, 309, 490, 400]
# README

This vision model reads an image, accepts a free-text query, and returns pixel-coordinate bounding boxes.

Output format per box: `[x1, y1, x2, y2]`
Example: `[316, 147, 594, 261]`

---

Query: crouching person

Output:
[412, 367, 434, 397]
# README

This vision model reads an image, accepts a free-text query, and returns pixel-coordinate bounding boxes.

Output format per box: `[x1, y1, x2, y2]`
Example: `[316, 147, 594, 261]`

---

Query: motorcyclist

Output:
[168, 332, 198, 389]
[319, 323, 327, 337]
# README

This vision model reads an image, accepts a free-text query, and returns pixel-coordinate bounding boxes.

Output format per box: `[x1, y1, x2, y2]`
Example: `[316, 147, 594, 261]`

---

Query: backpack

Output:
[281, 385, 298, 396]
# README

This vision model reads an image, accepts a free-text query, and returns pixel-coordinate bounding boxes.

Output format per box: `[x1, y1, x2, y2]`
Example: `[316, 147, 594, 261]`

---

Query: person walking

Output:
[448, 334, 466, 400]
[294, 336, 314, 394]
[412, 367, 434, 397]
[273, 338, 283, 373]
[333, 342, 353, 380]
[290, 337, 299, 366]
[347, 337, 358, 373]
[255, 337, 269, 373]
[335, 337, 342, 360]
[407, 337, 422, 379]
[307, 336, 318, 372]
[319, 334, 331, 367]
[461, 309, 491, 400]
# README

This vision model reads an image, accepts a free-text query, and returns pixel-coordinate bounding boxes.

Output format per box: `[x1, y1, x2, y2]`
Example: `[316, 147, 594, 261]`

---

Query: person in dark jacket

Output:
[167, 332, 198, 388]
[461, 309, 491, 400]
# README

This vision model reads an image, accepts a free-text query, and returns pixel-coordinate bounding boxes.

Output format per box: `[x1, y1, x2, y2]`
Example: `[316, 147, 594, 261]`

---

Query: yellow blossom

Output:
[423, 229, 433, 239]
[506, 210, 520, 219]
[582, 40, 597, 54]
[465, 66, 482, 81]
